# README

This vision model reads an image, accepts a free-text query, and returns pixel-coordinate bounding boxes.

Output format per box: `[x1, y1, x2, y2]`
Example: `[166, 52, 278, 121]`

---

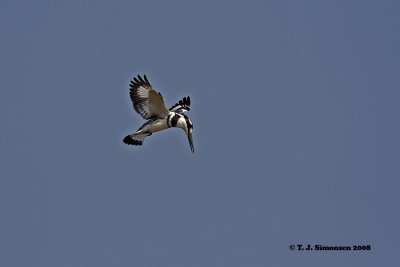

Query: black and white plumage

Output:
[123, 74, 194, 153]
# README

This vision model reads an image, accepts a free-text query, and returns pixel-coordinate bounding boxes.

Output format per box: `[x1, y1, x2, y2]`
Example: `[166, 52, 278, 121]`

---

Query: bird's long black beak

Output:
[188, 131, 194, 153]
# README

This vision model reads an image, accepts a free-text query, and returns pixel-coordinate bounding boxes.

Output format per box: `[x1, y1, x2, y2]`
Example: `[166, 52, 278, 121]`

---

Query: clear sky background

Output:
[1, 0, 399, 266]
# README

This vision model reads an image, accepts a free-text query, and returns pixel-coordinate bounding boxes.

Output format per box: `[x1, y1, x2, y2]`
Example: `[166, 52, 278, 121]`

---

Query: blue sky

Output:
[1, 0, 399, 266]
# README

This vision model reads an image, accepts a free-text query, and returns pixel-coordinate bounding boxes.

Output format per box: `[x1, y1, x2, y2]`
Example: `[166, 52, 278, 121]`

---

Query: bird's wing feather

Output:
[129, 75, 169, 119]
[169, 96, 191, 113]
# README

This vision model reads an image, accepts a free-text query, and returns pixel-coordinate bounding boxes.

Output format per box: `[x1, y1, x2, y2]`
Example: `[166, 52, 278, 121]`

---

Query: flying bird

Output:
[123, 74, 194, 153]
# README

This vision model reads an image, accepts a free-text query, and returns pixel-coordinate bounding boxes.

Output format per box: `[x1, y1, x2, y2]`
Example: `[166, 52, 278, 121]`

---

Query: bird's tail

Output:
[123, 133, 147, 146]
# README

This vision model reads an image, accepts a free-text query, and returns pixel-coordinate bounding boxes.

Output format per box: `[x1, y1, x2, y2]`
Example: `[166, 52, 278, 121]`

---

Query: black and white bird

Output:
[123, 74, 194, 153]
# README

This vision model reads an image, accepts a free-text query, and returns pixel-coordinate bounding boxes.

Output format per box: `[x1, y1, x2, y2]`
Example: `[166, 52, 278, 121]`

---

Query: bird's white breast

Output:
[149, 119, 169, 133]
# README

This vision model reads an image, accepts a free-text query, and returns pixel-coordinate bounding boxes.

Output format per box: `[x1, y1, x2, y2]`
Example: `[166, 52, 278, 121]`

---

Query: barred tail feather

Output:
[123, 134, 146, 146]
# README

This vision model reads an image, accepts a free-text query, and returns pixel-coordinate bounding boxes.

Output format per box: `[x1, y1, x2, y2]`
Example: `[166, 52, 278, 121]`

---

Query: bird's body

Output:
[137, 117, 169, 135]
[123, 75, 194, 153]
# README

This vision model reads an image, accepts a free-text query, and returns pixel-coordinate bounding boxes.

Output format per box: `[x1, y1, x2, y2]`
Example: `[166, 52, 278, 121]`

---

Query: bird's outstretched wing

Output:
[169, 96, 191, 113]
[129, 75, 169, 119]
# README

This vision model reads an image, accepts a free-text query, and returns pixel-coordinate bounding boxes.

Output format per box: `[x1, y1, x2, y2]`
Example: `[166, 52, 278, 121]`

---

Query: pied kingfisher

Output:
[123, 74, 194, 153]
